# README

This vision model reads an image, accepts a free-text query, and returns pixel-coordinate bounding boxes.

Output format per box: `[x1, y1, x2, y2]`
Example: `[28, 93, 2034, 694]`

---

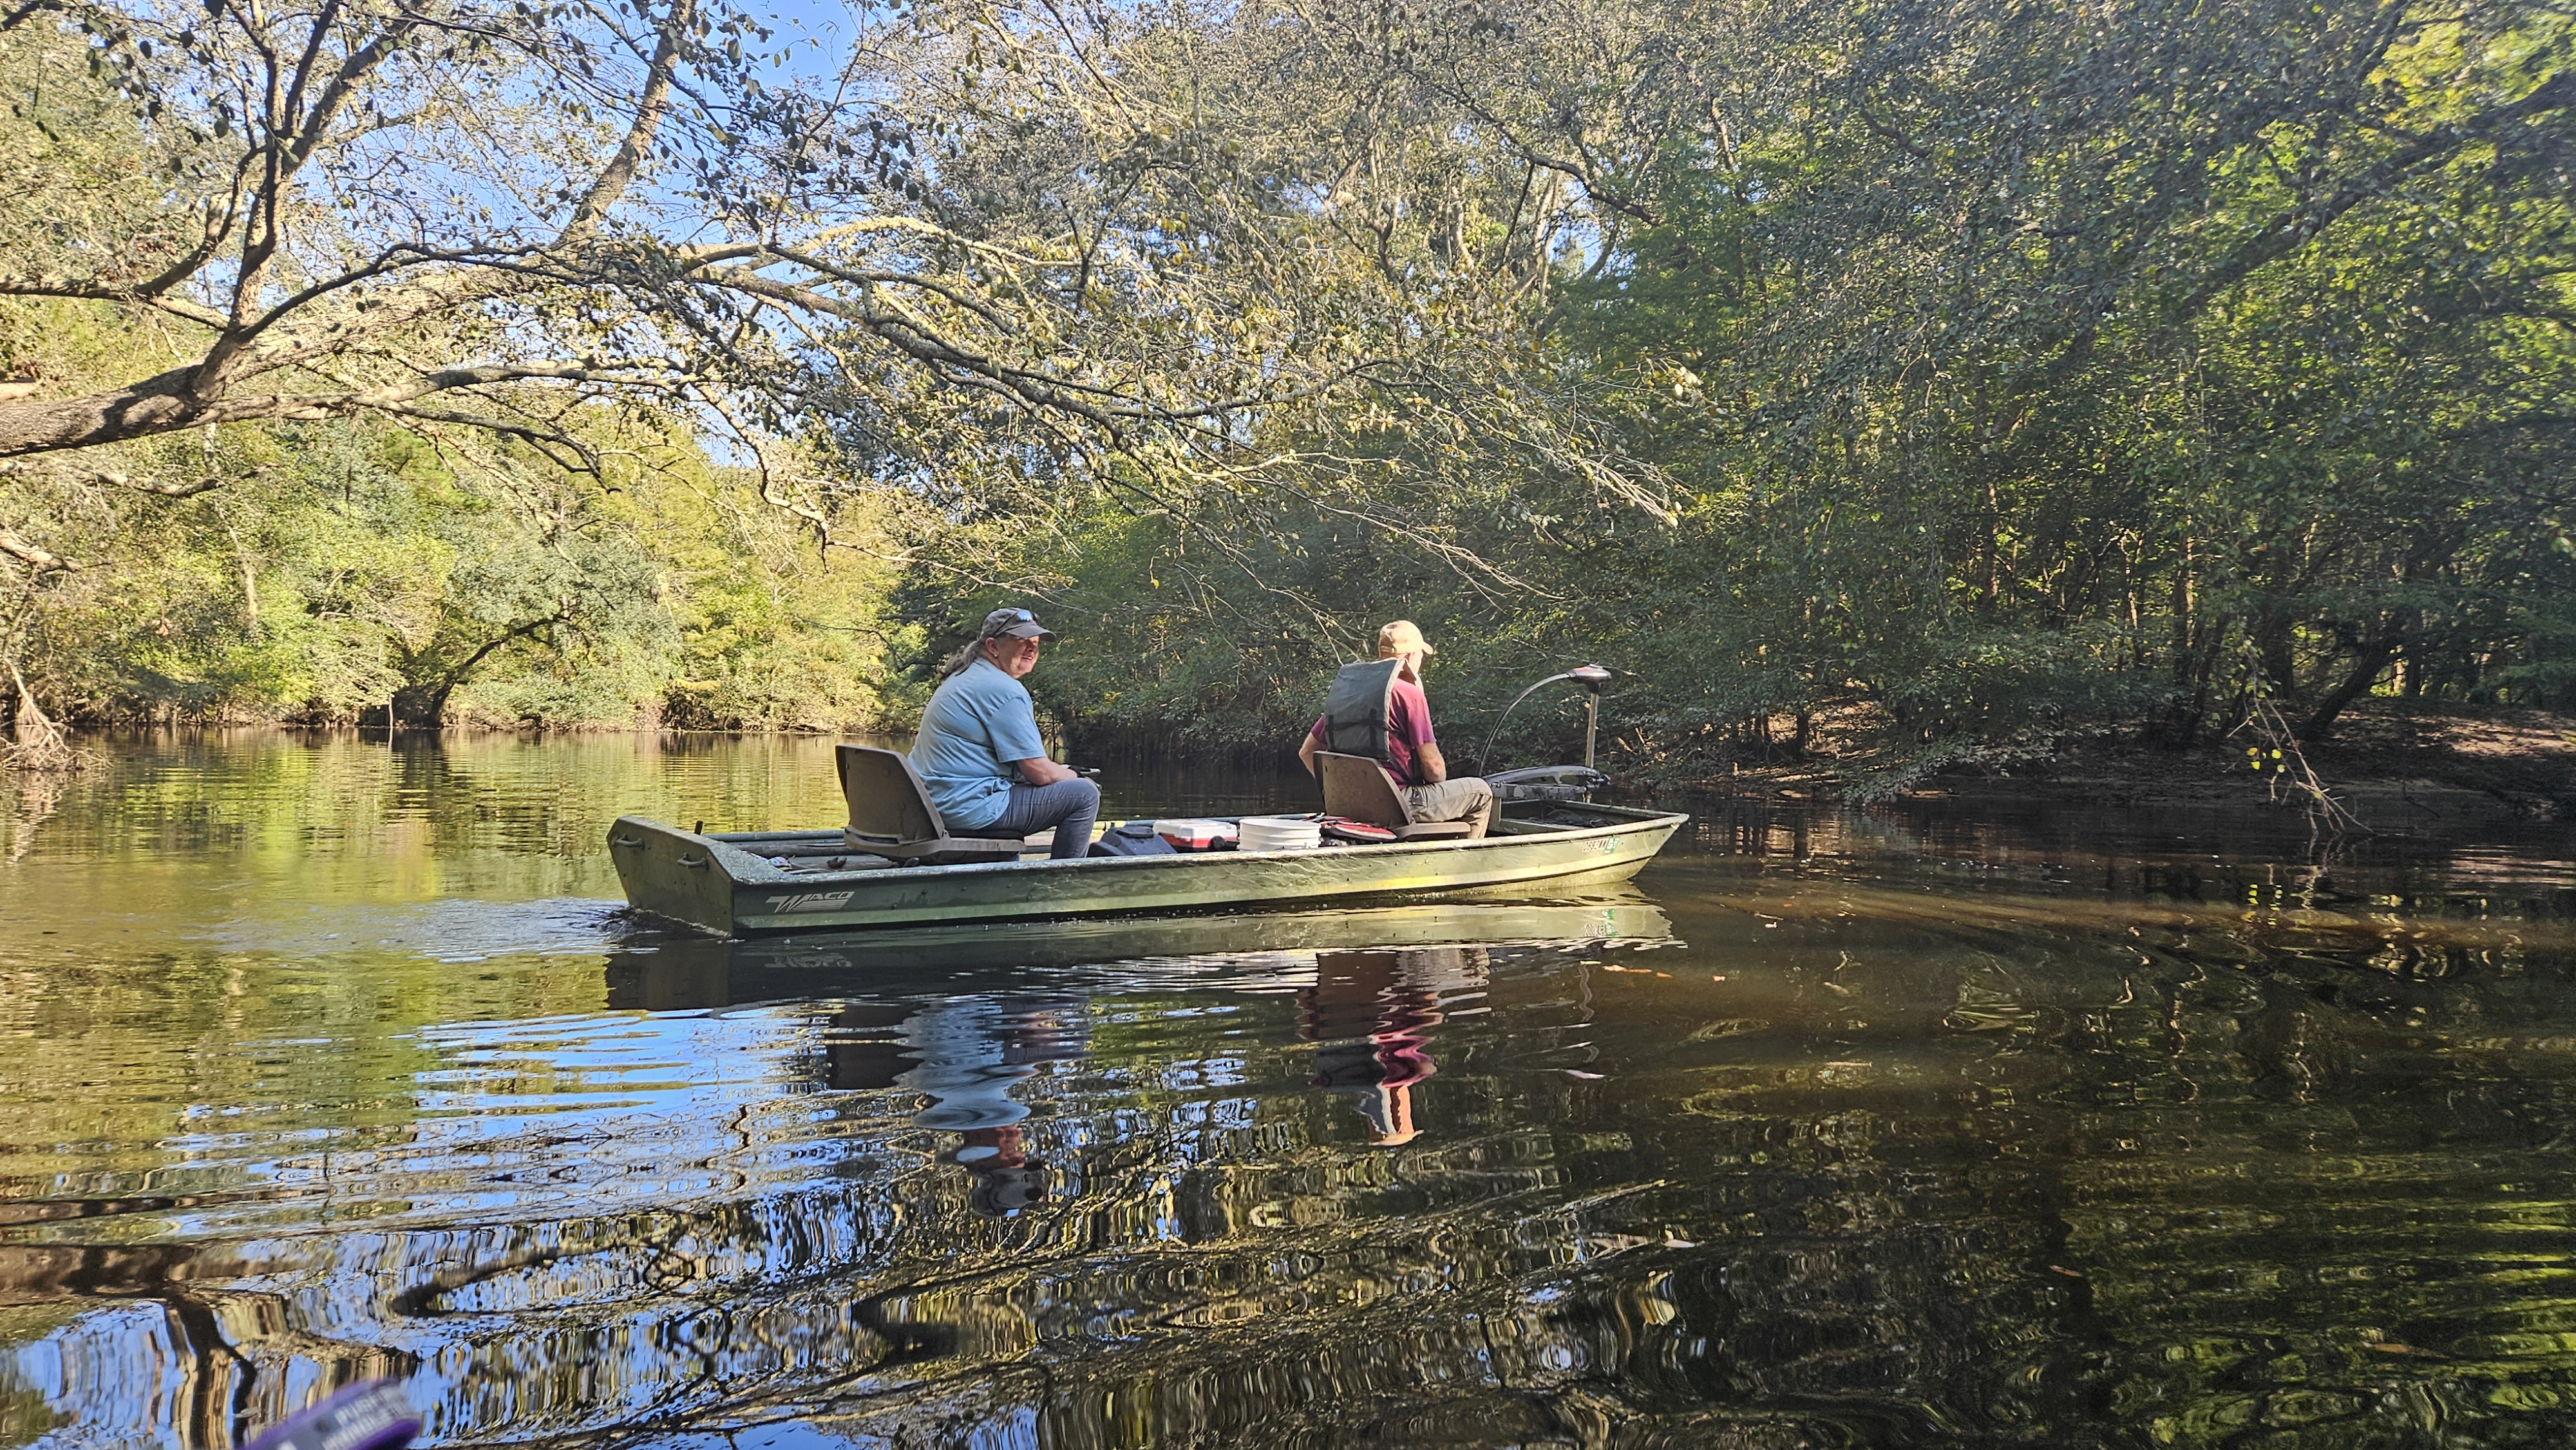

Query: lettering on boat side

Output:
[768, 891, 857, 913]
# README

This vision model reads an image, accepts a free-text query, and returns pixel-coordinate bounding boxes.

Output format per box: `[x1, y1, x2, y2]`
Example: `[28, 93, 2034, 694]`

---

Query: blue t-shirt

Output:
[911, 658, 1048, 829]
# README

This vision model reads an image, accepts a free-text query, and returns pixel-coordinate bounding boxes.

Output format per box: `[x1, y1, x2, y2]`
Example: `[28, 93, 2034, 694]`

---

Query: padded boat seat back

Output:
[836, 745, 1020, 863]
[1315, 752, 1475, 840]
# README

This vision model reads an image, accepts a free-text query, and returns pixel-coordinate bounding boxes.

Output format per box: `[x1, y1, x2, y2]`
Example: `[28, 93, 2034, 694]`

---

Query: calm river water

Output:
[3, 733, 2574, 1449]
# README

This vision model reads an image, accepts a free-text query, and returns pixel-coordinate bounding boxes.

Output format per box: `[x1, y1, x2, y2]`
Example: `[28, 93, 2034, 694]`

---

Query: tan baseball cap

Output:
[1376, 620, 1435, 659]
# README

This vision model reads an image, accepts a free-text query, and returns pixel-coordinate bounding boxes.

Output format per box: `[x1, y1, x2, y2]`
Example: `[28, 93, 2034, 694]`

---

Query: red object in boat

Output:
[1320, 818, 1399, 844]
[1153, 818, 1238, 851]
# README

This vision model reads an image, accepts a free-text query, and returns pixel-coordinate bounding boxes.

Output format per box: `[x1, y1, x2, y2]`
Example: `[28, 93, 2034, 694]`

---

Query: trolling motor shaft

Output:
[1481, 665, 1614, 775]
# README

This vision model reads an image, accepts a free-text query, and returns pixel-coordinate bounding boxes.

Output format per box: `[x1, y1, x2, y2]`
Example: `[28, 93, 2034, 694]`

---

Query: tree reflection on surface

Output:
[3, 735, 2575, 1447]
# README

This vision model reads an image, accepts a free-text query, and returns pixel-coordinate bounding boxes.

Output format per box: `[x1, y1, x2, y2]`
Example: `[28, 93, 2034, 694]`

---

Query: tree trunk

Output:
[2172, 623, 2221, 748]
[2251, 605, 2296, 691]
[0, 367, 382, 457]
[390, 682, 446, 729]
[2297, 623, 2399, 742]
[389, 613, 567, 726]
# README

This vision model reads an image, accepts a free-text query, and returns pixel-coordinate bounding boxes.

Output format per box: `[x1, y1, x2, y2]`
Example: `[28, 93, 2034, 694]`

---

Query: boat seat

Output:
[1314, 752, 1477, 840]
[835, 745, 1024, 864]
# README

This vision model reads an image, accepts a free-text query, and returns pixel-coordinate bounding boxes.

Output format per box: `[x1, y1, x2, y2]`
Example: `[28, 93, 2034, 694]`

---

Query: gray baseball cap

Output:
[980, 607, 1056, 641]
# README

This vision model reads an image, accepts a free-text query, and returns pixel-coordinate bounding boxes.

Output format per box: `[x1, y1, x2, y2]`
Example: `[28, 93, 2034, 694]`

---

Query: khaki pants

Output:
[1403, 777, 1495, 839]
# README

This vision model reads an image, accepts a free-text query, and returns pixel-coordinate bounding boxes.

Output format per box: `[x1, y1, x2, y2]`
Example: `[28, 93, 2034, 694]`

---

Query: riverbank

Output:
[1681, 701, 2576, 827]
[14, 702, 2570, 830]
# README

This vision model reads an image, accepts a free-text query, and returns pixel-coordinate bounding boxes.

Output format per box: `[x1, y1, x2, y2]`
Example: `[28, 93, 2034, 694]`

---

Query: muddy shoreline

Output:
[1675, 702, 2576, 829]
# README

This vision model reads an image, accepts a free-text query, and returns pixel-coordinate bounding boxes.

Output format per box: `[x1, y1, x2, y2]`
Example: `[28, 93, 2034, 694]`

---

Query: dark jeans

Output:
[961, 777, 1102, 860]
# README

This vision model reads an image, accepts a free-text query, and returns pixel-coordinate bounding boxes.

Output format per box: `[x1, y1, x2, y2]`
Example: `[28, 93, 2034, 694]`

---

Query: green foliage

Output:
[6, 0, 2568, 766]
[0, 19, 899, 730]
[879, 0, 2572, 769]
[3, 382, 897, 730]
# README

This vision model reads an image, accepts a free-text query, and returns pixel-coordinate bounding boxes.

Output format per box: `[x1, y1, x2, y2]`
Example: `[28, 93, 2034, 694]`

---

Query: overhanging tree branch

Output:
[2175, 68, 2573, 321]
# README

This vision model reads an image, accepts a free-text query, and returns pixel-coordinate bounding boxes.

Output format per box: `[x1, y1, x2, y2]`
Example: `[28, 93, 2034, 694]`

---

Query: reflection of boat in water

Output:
[724, 929, 1573, 1214]
[603, 894, 1669, 1213]
[609, 800, 1688, 936]
[1303, 946, 1486, 1147]
[608, 890, 1676, 1010]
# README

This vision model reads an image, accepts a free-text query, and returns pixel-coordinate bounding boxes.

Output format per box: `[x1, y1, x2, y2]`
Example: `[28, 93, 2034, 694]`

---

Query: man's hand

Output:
[1016, 756, 1079, 786]
[1416, 742, 1450, 785]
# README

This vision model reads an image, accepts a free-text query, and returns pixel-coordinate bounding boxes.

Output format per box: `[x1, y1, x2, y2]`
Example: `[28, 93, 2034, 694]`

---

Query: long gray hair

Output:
[938, 637, 989, 679]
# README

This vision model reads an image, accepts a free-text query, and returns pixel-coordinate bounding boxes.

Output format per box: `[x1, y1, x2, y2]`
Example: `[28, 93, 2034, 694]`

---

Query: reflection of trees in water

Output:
[0, 733, 859, 876]
[603, 946, 2073, 1447]
[3, 766, 73, 861]
[2037, 942, 2576, 1447]
[822, 930, 2576, 1449]
[14, 923, 2576, 1448]
[3, 950, 1604, 1447]
[0, 1238, 398, 1450]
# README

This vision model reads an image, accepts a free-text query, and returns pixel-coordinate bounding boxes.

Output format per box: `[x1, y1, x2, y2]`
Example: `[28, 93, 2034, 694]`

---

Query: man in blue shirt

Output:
[911, 608, 1101, 859]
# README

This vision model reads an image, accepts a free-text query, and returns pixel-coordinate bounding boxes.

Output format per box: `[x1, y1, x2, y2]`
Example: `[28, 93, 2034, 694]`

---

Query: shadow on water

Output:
[1, 733, 2574, 1447]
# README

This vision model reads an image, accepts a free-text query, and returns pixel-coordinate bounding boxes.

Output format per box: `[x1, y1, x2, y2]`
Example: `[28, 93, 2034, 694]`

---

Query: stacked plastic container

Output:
[1235, 815, 1324, 851]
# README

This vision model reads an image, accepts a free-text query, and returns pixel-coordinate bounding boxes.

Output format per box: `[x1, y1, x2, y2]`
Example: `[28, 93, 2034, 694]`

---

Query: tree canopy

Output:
[1, 0, 2567, 766]
[869, 0, 2574, 771]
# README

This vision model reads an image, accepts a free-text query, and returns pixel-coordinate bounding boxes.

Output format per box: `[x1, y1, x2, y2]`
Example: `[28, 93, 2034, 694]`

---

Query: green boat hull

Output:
[609, 804, 1689, 936]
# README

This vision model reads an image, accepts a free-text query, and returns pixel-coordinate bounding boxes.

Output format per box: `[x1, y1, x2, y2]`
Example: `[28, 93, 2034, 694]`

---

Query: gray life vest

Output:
[1321, 658, 1405, 764]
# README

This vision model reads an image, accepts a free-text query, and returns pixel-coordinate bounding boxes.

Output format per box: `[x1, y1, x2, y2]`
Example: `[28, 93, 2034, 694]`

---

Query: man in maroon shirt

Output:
[1298, 621, 1495, 838]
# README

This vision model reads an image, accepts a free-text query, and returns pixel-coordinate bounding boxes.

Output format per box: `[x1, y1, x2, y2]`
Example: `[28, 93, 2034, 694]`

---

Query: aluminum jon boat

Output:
[611, 798, 1689, 937]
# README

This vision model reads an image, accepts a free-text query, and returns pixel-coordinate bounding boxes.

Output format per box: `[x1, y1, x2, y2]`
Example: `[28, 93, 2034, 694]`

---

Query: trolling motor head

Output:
[1567, 664, 1613, 692]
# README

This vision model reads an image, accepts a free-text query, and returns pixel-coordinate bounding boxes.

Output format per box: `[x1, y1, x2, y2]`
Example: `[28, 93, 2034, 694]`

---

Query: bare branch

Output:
[91, 469, 225, 496]
[0, 529, 75, 573]
[559, 0, 694, 240]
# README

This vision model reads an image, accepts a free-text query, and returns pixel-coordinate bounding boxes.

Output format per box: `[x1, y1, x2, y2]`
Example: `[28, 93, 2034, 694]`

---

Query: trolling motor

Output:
[1480, 665, 1615, 802]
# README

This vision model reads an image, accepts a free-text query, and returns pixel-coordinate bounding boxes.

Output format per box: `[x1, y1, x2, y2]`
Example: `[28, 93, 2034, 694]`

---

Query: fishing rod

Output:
[1478, 664, 1613, 775]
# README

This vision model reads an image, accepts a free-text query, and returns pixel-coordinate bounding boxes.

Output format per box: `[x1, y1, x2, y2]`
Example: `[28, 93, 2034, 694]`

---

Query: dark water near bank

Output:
[3, 735, 2575, 1449]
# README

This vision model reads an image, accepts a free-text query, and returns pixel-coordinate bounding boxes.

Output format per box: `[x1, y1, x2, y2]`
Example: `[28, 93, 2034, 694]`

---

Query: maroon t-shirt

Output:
[1309, 677, 1438, 787]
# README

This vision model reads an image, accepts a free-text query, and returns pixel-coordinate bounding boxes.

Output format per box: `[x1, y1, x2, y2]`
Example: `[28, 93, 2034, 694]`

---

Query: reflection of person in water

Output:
[1300, 946, 1489, 1146]
[823, 996, 1089, 1216]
